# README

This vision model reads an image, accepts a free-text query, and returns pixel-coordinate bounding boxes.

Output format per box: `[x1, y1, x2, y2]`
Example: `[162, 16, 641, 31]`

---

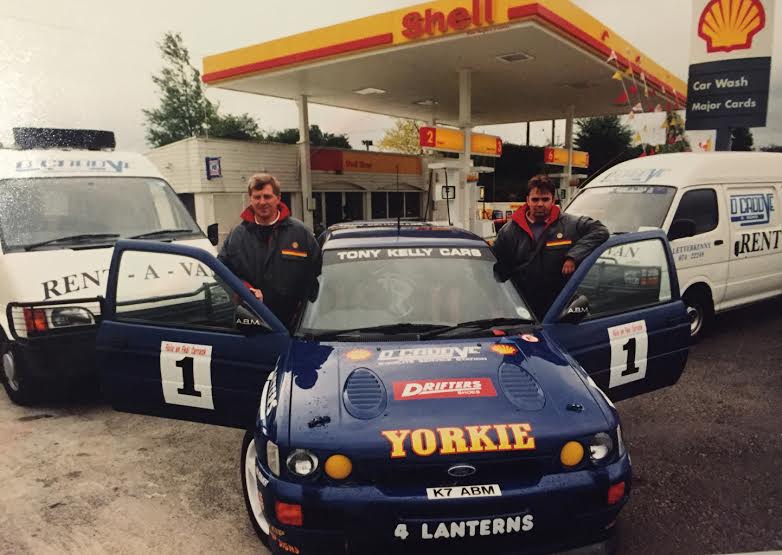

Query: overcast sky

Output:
[1, 1, 780, 151]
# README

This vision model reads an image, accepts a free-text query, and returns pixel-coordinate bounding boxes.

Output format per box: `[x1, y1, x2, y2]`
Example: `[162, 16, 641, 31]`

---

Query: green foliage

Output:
[377, 119, 423, 155]
[574, 116, 633, 175]
[730, 127, 754, 151]
[760, 144, 782, 152]
[266, 125, 351, 148]
[143, 32, 262, 147]
[656, 111, 690, 154]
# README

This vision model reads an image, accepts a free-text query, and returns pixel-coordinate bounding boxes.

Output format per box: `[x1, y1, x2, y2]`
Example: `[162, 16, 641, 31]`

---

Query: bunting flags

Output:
[606, 50, 617, 63]
[654, 104, 663, 112]
[640, 73, 649, 97]
[628, 85, 638, 95]
[612, 71, 623, 80]
[632, 103, 644, 113]
[614, 91, 629, 104]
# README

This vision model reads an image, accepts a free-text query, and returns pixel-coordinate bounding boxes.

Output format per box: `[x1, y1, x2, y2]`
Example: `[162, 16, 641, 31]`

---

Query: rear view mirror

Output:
[667, 219, 696, 241]
[234, 304, 271, 334]
[560, 294, 590, 324]
[207, 223, 219, 246]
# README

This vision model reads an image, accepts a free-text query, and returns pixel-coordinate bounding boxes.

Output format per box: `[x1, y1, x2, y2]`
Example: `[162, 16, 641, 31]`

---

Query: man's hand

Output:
[562, 258, 576, 276]
[249, 287, 263, 301]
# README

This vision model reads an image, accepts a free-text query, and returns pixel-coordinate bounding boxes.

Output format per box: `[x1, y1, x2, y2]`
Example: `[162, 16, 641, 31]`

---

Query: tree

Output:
[266, 125, 351, 148]
[377, 119, 423, 154]
[731, 127, 754, 151]
[760, 144, 782, 152]
[573, 116, 633, 175]
[143, 32, 262, 147]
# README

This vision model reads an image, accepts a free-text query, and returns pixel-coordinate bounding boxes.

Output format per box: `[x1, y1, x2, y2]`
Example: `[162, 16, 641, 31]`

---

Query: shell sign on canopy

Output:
[698, 0, 766, 53]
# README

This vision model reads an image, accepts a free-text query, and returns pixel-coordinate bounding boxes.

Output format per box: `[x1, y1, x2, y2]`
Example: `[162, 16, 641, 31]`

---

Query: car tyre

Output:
[241, 430, 271, 547]
[683, 288, 712, 342]
[1, 340, 38, 406]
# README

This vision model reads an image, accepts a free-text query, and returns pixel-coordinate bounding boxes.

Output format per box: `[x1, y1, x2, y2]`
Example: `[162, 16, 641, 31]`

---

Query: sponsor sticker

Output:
[344, 348, 374, 362]
[520, 334, 539, 343]
[394, 514, 534, 541]
[381, 423, 535, 458]
[490, 344, 518, 356]
[426, 484, 501, 500]
[393, 378, 497, 400]
[377, 345, 486, 366]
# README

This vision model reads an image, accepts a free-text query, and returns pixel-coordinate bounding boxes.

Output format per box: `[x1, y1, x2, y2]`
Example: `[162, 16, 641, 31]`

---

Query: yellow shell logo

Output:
[345, 349, 373, 362]
[491, 344, 518, 356]
[698, 0, 766, 53]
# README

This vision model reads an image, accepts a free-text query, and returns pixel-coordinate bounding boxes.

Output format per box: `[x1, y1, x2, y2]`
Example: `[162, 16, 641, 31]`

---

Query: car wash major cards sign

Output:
[686, 0, 775, 130]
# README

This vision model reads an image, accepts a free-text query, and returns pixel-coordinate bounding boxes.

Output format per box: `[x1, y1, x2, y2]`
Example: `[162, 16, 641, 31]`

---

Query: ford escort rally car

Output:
[96, 222, 689, 554]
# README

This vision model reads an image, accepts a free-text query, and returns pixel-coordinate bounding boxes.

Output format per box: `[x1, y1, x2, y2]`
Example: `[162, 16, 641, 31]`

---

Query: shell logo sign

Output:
[698, 0, 766, 53]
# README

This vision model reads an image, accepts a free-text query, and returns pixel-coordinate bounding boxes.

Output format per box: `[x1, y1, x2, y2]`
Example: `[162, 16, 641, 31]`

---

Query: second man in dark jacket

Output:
[493, 175, 609, 319]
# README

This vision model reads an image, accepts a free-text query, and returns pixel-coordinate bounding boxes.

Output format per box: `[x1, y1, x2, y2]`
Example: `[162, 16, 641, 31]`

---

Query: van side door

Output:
[666, 187, 729, 307]
[543, 231, 690, 401]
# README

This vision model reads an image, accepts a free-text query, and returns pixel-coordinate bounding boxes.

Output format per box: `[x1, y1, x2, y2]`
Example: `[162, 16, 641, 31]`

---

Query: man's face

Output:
[527, 187, 554, 221]
[250, 184, 280, 221]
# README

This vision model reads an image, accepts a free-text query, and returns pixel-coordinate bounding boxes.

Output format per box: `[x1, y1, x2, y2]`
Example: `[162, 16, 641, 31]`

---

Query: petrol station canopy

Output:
[202, 0, 688, 126]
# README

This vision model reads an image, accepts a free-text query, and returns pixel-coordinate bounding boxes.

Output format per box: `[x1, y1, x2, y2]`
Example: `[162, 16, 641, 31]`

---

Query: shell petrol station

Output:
[201, 0, 688, 238]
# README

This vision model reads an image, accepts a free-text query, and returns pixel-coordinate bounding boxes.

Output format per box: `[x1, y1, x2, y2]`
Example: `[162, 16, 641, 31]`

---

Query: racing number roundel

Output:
[607, 320, 648, 388]
[160, 341, 215, 409]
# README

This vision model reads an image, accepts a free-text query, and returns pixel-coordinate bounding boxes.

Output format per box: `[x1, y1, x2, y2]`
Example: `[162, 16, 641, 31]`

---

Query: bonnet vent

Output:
[343, 368, 387, 419]
[499, 363, 546, 411]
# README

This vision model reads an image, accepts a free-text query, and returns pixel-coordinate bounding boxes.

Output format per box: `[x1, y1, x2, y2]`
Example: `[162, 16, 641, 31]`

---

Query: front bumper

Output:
[256, 454, 630, 555]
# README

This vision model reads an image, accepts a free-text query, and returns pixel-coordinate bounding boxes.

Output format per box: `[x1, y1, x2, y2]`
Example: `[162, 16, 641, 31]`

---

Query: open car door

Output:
[97, 240, 290, 428]
[543, 230, 690, 402]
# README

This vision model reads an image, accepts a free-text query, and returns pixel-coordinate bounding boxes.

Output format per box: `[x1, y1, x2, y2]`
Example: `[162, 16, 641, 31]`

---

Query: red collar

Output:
[511, 204, 561, 240]
[240, 202, 291, 225]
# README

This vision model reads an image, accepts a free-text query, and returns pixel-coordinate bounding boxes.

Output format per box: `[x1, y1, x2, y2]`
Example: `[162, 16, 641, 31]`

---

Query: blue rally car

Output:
[97, 223, 689, 554]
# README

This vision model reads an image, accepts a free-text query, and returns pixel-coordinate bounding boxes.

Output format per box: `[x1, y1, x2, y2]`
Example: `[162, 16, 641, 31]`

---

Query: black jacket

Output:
[218, 203, 321, 328]
[493, 204, 609, 319]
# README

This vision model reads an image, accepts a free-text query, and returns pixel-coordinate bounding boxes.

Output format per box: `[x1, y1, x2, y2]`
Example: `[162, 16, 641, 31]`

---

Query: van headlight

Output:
[50, 307, 95, 328]
[266, 440, 280, 476]
[589, 432, 614, 463]
[286, 449, 318, 477]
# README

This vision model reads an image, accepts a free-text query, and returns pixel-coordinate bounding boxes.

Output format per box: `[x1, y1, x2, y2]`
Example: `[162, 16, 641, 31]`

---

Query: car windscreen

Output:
[566, 185, 676, 233]
[0, 177, 201, 252]
[299, 246, 533, 334]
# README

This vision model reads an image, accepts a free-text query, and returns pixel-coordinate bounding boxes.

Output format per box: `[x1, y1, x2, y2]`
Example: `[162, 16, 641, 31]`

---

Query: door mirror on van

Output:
[559, 294, 590, 324]
[207, 223, 219, 246]
[234, 304, 272, 334]
[667, 219, 696, 241]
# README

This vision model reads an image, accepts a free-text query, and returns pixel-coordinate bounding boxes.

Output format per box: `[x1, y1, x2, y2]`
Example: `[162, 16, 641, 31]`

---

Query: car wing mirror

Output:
[308, 279, 320, 302]
[234, 303, 272, 334]
[667, 219, 696, 242]
[560, 294, 590, 324]
[207, 223, 219, 246]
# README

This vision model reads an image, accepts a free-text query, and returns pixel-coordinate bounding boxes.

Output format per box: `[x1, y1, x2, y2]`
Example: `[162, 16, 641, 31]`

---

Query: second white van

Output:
[566, 152, 782, 338]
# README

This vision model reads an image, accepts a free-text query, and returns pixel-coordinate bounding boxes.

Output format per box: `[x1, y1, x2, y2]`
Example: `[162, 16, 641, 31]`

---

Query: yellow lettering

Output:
[493, 424, 513, 450]
[411, 429, 437, 456]
[381, 429, 411, 458]
[508, 423, 535, 450]
[465, 425, 498, 453]
[438, 427, 469, 454]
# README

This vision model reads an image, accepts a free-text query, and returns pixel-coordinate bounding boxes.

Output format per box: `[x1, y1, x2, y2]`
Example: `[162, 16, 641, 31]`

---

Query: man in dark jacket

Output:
[493, 175, 609, 319]
[218, 174, 321, 329]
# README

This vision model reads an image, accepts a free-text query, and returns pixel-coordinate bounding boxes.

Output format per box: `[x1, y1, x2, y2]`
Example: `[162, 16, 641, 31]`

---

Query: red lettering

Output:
[448, 7, 472, 31]
[402, 12, 424, 39]
[425, 9, 447, 35]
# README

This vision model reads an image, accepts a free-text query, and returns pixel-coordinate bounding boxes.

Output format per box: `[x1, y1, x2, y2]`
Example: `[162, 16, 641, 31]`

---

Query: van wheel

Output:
[1, 342, 37, 406]
[240, 430, 271, 547]
[683, 289, 712, 341]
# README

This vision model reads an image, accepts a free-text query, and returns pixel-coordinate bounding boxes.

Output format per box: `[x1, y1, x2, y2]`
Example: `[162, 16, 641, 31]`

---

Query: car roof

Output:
[321, 220, 489, 250]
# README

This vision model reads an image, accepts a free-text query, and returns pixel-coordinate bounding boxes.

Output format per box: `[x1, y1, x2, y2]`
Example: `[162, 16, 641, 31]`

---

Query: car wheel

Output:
[241, 430, 271, 546]
[683, 289, 712, 341]
[2, 341, 37, 406]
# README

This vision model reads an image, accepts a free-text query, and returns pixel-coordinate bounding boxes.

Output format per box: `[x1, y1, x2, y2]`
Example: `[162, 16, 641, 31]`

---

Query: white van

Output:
[0, 129, 217, 404]
[566, 152, 782, 339]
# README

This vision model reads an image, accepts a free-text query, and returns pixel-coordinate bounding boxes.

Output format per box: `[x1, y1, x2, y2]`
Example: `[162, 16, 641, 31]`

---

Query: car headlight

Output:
[286, 449, 318, 477]
[266, 440, 280, 476]
[589, 432, 614, 463]
[51, 307, 95, 328]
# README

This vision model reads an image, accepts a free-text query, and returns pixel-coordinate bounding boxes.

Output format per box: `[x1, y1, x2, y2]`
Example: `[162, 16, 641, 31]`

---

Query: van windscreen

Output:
[0, 177, 201, 252]
[566, 185, 676, 233]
